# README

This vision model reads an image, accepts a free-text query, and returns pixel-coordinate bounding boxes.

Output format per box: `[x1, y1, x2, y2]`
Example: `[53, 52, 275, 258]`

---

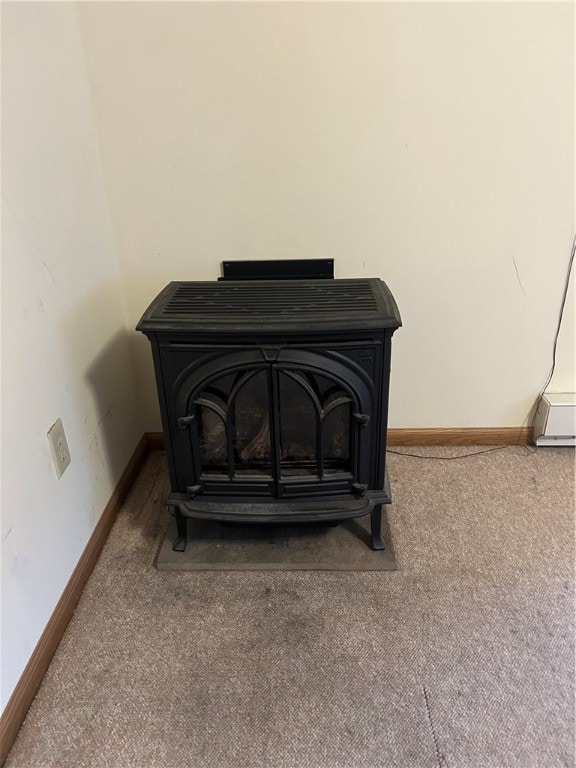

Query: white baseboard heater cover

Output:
[533, 393, 576, 447]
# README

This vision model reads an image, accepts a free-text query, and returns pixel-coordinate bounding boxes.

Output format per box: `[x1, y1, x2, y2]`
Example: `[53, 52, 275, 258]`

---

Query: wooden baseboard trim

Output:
[146, 431, 166, 451]
[387, 427, 533, 446]
[0, 434, 151, 767]
[146, 428, 533, 449]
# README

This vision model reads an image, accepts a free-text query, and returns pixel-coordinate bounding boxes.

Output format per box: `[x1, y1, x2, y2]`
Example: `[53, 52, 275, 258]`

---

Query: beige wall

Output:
[1, 3, 140, 709]
[78, 1, 574, 430]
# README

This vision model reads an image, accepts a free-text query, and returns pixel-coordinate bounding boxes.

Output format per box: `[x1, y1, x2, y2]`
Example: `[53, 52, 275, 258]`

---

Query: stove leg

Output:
[370, 505, 386, 551]
[173, 507, 187, 552]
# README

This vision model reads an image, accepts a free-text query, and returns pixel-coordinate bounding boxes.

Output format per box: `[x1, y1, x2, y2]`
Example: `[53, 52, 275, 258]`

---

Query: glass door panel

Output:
[278, 372, 318, 478]
[197, 394, 228, 472]
[322, 398, 352, 476]
[232, 369, 273, 477]
[191, 362, 358, 492]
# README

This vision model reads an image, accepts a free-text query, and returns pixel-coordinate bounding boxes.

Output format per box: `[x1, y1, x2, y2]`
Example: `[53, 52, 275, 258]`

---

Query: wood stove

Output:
[137, 267, 401, 552]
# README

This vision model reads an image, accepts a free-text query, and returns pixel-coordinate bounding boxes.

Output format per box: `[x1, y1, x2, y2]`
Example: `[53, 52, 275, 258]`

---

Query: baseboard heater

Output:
[533, 393, 576, 447]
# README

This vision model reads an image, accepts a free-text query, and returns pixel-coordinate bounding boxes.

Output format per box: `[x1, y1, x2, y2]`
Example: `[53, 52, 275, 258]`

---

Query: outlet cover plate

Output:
[47, 418, 71, 478]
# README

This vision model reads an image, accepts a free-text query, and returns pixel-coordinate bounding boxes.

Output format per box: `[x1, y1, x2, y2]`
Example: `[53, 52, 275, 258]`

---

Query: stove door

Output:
[180, 362, 276, 497]
[275, 368, 358, 497]
[172, 348, 374, 499]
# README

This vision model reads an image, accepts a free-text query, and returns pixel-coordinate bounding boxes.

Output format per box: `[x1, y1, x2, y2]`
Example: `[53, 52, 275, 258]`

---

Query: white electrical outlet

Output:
[47, 418, 71, 478]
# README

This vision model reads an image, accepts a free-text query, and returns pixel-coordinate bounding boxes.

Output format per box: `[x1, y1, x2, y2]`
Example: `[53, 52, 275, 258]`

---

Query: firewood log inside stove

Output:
[236, 403, 272, 463]
[239, 416, 271, 463]
[280, 396, 316, 461]
[281, 442, 316, 461]
[327, 414, 348, 459]
[201, 411, 226, 463]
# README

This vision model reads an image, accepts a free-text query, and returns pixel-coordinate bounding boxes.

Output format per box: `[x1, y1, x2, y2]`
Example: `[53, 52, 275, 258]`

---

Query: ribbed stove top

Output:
[137, 279, 401, 334]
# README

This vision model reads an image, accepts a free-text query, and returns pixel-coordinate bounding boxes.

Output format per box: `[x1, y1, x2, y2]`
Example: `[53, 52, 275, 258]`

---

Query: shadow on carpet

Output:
[157, 511, 396, 571]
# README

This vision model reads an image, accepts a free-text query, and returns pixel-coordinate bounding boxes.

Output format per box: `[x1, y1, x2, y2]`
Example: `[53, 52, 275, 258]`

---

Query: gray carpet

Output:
[5, 446, 574, 768]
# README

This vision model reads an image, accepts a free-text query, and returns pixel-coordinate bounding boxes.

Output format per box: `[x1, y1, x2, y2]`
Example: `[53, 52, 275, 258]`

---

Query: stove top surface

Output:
[137, 278, 402, 333]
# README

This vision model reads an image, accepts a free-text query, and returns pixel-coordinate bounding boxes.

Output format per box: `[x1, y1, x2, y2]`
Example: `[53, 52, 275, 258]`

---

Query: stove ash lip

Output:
[136, 278, 402, 335]
[167, 485, 392, 524]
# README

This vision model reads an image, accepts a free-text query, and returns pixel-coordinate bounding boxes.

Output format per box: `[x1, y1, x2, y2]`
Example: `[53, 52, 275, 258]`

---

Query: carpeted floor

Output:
[5, 446, 575, 768]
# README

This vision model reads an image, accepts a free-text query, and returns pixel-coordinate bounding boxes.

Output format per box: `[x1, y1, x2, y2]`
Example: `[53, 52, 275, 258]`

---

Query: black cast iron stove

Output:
[137, 261, 401, 552]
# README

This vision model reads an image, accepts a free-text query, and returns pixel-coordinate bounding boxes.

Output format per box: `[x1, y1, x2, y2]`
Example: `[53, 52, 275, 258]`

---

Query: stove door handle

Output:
[178, 415, 196, 429]
[353, 412, 370, 427]
[351, 482, 368, 497]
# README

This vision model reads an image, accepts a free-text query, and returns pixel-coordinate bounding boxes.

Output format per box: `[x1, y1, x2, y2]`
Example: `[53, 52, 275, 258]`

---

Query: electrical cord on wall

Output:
[529, 233, 575, 429]
[388, 234, 576, 462]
